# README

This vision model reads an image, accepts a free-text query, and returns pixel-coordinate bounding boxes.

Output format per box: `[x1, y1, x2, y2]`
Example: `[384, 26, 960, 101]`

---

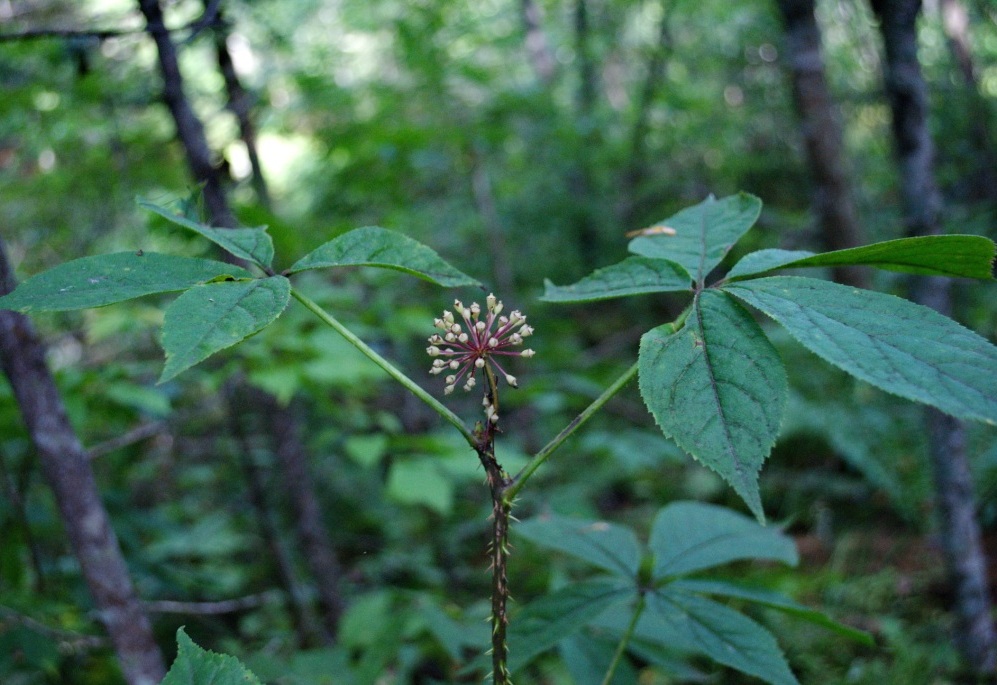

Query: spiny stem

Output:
[505, 361, 638, 502]
[290, 288, 475, 447]
[600, 592, 645, 685]
[490, 489, 512, 685]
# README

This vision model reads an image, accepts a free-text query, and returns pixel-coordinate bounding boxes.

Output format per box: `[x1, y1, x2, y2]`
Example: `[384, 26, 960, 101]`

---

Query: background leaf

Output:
[629, 193, 762, 284]
[650, 501, 797, 578]
[724, 276, 997, 425]
[638, 290, 787, 520]
[726, 235, 997, 281]
[0, 253, 250, 312]
[160, 276, 291, 382]
[541, 256, 692, 302]
[286, 226, 479, 287]
[161, 628, 263, 685]
[515, 515, 643, 577]
[140, 199, 275, 268]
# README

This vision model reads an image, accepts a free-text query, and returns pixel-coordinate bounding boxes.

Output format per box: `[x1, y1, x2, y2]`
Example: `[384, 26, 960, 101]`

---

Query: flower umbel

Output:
[427, 294, 535, 398]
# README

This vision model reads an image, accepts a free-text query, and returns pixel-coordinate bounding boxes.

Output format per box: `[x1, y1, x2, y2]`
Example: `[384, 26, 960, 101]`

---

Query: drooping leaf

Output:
[631, 589, 800, 685]
[650, 501, 797, 579]
[629, 193, 762, 284]
[161, 627, 264, 685]
[0, 252, 250, 312]
[724, 276, 997, 425]
[639, 290, 787, 520]
[140, 199, 275, 268]
[506, 581, 631, 674]
[672, 579, 873, 645]
[541, 257, 692, 303]
[160, 276, 291, 382]
[286, 226, 479, 287]
[726, 235, 996, 281]
[515, 515, 642, 577]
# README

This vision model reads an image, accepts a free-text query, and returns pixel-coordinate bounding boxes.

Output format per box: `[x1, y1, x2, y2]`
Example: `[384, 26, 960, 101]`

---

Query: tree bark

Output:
[0, 239, 165, 685]
[776, 0, 868, 288]
[870, 0, 997, 673]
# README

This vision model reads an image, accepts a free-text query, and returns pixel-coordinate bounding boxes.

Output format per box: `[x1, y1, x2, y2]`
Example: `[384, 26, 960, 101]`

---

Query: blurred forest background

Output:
[1, 0, 996, 682]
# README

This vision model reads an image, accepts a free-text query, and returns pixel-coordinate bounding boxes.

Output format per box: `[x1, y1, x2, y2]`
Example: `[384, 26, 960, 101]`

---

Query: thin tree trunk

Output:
[0, 239, 165, 685]
[870, 0, 997, 673]
[571, 0, 600, 267]
[776, 0, 868, 288]
[521, 0, 557, 84]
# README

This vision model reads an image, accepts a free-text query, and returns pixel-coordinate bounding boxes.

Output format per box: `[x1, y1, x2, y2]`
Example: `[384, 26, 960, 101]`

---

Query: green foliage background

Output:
[1, 0, 996, 683]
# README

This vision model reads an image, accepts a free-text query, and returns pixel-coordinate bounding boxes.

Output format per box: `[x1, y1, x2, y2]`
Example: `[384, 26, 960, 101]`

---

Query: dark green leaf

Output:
[672, 579, 873, 645]
[724, 277, 997, 425]
[639, 291, 787, 520]
[515, 515, 642, 577]
[650, 501, 797, 579]
[161, 627, 263, 685]
[0, 253, 250, 312]
[629, 193, 762, 284]
[140, 199, 275, 268]
[160, 276, 291, 382]
[726, 235, 996, 281]
[507, 581, 631, 674]
[286, 226, 479, 287]
[541, 257, 692, 303]
[559, 633, 638, 685]
[637, 590, 799, 685]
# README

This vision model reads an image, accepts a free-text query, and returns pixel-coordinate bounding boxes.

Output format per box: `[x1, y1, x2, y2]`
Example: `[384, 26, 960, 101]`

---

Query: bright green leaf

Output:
[287, 226, 479, 287]
[726, 235, 996, 281]
[724, 277, 997, 425]
[650, 501, 797, 579]
[0, 252, 251, 312]
[629, 193, 762, 284]
[160, 276, 291, 382]
[639, 290, 787, 520]
[672, 579, 874, 645]
[161, 627, 263, 685]
[515, 515, 642, 577]
[541, 257, 692, 303]
[140, 199, 275, 268]
[507, 581, 631, 674]
[385, 458, 453, 515]
[636, 590, 799, 685]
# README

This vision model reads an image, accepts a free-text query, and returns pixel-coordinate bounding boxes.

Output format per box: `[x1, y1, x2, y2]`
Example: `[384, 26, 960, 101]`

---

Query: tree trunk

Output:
[870, 0, 997, 673]
[0, 239, 165, 685]
[775, 0, 868, 288]
[520, 0, 557, 85]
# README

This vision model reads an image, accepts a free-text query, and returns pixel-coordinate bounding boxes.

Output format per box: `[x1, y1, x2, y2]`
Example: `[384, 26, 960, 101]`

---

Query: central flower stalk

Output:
[427, 294, 534, 415]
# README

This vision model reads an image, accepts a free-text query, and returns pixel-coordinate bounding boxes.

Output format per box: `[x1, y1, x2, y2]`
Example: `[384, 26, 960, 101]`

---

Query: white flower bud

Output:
[505, 374, 518, 388]
[520, 325, 533, 337]
[427, 346, 441, 356]
[458, 333, 469, 343]
[453, 299, 464, 313]
[509, 334, 522, 345]
[470, 302, 481, 317]
[445, 375, 456, 384]
[520, 349, 535, 358]
[489, 412, 499, 423]
[450, 323, 462, 334]
[463, 377, 476, 391]
[488, 338, 498, 347]
[444, 385, 455, 395]
[487, 293, 497, 310]
[476, 321, 486, 332]
[449, 360, 459, 369]
[445, 333, 456, 342]
[475, 358, 485, 368]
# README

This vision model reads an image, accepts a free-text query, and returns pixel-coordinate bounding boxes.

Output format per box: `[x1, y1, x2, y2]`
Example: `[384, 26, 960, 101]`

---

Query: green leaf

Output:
[160, 276, 291, 382]
[634, 589, 799, 685]
[639, 290, 787, 520]
[629, 193, 762, 284]
[541, 257, 692, 302]
[515, 515, 642, 577]
[161, 627, 263, 685]
[385, 458, 453, 515]
[559, 633, 639, 685]
[0, 253, 251, 312]
[726, 235, 996, 281]
[672, 579, 874, 645]
[507, 581, 631, 674]
[650, 501, 797, 579]
[724, 277, 997, 425]
[140, 199, 275, 268]
[287, 226, 479, 287]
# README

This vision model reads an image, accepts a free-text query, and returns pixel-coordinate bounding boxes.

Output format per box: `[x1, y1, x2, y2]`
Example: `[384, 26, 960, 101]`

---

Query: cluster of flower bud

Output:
[427, 294, 534, 397]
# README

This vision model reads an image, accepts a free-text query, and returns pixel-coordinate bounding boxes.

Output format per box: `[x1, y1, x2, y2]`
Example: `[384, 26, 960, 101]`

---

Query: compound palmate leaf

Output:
[639, 290, 787, 520]
[726, 235, 996, 281]
[161, 628, 263, 685]
[160, 276, 291, 382]
[629, 193, 762, 284]
[541, 256, 692, 303]
[0, 252, 251, 313]
[515, 515, 642, 577]
[725, 277, 997, 425]
[141, 199, 275, 269]
[287, 226, 479, 287]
